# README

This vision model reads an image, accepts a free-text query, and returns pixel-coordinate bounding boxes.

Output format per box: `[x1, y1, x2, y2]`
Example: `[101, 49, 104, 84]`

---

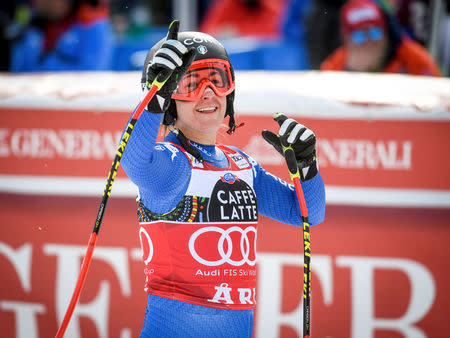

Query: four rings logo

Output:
[189, 226, 256, 266]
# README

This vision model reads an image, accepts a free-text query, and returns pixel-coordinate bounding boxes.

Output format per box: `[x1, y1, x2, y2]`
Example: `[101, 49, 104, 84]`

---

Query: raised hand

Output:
[141, 20, 195, 113]
[262, 113, 318, 181]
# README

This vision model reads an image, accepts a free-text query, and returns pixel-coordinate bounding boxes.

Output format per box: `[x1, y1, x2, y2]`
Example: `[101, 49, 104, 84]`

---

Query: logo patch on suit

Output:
[209, 174, 257, 222]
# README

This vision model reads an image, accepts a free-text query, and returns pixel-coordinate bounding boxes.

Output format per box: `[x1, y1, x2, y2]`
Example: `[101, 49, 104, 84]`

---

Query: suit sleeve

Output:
[121, 111, 191, 214]
[229, 147, 326, 226]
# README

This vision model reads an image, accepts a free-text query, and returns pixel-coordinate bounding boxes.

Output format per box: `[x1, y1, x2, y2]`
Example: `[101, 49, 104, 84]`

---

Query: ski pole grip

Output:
[283, 146, 300, 180]
[147, 72, 172, 91]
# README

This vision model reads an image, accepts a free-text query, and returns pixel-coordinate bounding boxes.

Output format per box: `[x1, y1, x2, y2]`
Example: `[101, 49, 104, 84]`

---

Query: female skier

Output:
[121, 21, 326, 338]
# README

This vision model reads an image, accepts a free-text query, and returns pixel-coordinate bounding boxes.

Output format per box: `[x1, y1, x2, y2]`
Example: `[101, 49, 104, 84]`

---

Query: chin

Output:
[198, 121, 222, 133]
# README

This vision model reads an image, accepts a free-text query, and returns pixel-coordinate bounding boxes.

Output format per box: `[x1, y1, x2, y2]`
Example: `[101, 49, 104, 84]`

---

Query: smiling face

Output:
[174, 86, 227, 145]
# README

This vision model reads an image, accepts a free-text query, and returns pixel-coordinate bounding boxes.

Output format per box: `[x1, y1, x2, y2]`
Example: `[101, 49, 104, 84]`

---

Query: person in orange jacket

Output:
[320, 0, 441, 76]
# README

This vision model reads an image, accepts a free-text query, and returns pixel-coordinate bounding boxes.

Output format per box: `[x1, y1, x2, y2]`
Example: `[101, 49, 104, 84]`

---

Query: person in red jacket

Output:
[320, 0, 441, 76]
[199, 0, 284, 38]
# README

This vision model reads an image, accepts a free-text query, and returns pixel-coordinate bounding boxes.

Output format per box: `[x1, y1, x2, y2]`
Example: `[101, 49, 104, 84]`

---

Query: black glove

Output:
[262, 113, 318, 181]
[141, 20, 195, 113]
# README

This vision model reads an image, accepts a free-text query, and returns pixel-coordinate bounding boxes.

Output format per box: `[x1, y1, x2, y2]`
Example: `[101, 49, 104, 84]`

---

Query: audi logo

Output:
[189, 226, 257, 267]
[139, 227, 153, 264]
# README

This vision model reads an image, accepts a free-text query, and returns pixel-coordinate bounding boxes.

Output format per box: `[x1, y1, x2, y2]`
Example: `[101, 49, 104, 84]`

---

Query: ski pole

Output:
[276, 113, 312, 338]
[55, 77, 166, 338]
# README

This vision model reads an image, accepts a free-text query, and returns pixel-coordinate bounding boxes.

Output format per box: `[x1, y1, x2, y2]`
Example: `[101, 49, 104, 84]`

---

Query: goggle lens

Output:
[177, 67, 229, 93]
[172, 59, 234, 101]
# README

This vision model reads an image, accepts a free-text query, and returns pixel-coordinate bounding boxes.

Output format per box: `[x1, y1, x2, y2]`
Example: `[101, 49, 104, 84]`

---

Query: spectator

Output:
[282, 0, 310, 43]
[300, 0, 347, 69]
[388, 0, 431, 46]
[321, 0, 442, 76]
[1, 1, 31, 71]
[199, 0, 286, 38]
[11, 0, 113, 72]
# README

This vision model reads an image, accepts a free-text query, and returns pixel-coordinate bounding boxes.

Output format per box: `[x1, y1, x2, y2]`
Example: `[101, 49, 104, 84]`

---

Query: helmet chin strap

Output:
[170, 126, 204, 163]
[169, 115, 243, 162]
[227, 113, 236, 134]
[225, 93, 236, 134]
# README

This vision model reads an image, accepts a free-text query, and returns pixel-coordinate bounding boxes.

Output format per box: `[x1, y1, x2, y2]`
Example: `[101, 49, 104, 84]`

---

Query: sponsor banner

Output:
[230, 116, 450, 191]
[0, 108, 130, 177]
[1, 193, 449, 338]
[1, 108, 449, 192]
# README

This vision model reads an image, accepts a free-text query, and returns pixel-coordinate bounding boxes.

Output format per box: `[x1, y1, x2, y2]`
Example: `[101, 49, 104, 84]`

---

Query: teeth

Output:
[197, 107, 216, 112]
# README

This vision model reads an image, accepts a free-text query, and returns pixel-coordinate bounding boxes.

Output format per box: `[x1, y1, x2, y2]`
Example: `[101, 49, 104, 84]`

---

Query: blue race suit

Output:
[121, 111, 325, 337]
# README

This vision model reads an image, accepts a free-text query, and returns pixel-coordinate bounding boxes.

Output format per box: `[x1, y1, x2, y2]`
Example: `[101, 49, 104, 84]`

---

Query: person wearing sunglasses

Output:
[120, 21, 325, 337]
[321, 0, 441, 76]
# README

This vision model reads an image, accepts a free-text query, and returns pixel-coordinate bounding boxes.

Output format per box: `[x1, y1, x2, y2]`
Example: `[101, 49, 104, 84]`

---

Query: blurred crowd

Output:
[1, 0, 449, 76]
